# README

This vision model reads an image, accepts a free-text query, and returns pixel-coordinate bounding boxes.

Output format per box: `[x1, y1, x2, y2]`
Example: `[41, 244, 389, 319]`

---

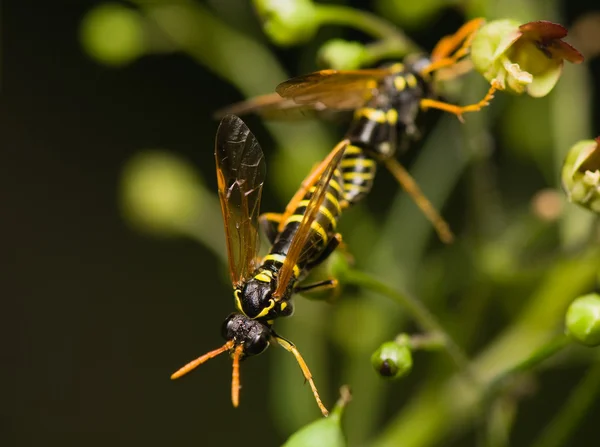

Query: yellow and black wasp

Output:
[217, 18, 499, 243]
[171, 115, 351, 416]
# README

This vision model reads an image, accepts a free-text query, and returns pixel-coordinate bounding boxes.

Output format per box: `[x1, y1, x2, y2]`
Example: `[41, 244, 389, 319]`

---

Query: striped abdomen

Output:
[339, 144, 377, 205]
[339, 70, 429, 206]
[262, 166, 346, 280]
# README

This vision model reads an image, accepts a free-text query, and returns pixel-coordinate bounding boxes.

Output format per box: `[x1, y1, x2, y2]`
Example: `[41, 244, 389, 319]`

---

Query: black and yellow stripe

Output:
[234, 164, 346, 321]
[337, 65, 430, 206]
[262, 166, 345, 276]
[339, 145, 377, 205]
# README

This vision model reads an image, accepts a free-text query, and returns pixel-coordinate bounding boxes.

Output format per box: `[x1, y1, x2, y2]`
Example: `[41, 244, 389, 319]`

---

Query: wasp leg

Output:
[259, 212, 282, 244]
[278, 141, 350, 233]
[382, 158, 454, 244]
[419, 81, 498, 122]
[272, 333, 329, 417]
[426, 18, 485, 73]
[304, 233, 342, 271]
[294, 278, 339, 295]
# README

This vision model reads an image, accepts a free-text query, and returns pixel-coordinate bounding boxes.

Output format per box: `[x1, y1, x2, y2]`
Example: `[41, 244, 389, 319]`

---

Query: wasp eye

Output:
[221, 313, 238, 340]
[245, 331, 270, 356]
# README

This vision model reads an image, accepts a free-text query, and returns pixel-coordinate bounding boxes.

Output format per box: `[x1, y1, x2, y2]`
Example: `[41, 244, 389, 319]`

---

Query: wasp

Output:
[171, 115, 351, 417]
[217, 19, 499, 243]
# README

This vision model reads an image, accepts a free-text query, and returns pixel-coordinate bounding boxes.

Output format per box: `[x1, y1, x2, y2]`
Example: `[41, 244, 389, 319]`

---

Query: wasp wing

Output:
[273, 140, 348, 299]
[276, 69, 393, 110]
[215, 115, 266, 287]
[214, 93, 328, 120]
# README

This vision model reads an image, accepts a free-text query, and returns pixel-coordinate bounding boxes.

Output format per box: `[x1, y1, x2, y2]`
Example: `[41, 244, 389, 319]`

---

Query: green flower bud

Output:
[565, 293, 600, 347]
[282, 386, 351, 447]
[80, 3, 145, 66]
[371, 340, 413, 380]
[318, 39, 367, 70]
[561, 137, 600, 213]
[253, 0, 318, 46]
[471, 20, 583, 97]
[120, 150, 205, 237]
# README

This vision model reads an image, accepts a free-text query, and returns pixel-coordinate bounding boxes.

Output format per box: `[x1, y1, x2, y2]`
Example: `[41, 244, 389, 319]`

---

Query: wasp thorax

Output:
[221, 313, 271, 357]
[236, 278, 277, 319]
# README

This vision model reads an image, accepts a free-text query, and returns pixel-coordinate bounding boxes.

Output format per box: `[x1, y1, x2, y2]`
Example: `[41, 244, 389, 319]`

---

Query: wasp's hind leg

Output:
[295, 278, 339, 295]
[295, 233, 344, 301]
[259, 212, 283, 244]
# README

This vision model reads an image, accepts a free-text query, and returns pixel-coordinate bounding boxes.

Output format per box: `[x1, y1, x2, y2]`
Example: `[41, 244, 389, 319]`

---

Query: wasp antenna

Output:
[171, 340, 235, 380]
[274, 335, 329, 417]
[231, 345, 244, 408]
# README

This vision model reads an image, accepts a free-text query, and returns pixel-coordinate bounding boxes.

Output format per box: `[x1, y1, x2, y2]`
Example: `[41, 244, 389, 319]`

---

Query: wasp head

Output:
[221, 313, 271, 357]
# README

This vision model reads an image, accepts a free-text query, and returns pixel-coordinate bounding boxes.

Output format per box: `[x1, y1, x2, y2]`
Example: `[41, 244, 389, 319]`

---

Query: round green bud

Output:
[282, 413, 345, 447]
[282, 386, 350, 446]
[565, 293, 600, 347]
[371, 341, 413, 380]
[80, 3, 145, 66]
[253, 0, 318, 47]
[318, 39, 367, 70]
[561, 138, 600, 213]
[120, 150, 205, 237]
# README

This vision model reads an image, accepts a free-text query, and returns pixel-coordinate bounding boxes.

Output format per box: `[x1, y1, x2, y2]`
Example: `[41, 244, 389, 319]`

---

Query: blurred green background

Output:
[4, 1, 600, 446]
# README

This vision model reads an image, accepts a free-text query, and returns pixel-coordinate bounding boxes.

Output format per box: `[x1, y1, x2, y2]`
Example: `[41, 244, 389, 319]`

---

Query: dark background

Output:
[4, 1, 600, 446]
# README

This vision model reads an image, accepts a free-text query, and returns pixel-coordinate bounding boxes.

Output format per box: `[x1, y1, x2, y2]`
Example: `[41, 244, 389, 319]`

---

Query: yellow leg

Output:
[382, 158, 454, 244]
[260, 212, 282, 222]
[427, 18, 486, 73]
[274, 335, 329, 417]
[420, 81, 498, 122]
[259, 212, 283, 243]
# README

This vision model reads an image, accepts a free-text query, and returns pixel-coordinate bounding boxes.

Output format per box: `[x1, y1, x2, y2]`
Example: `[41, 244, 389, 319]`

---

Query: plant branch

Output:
[315, 4, 421, 53]
[486, 335, 570, 395]
[343, 268, 471, 373]
[530, 359, 600, 447]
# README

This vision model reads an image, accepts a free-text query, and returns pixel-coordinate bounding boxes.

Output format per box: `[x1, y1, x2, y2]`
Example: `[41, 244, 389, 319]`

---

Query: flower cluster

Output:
[471, 20, 584, 97]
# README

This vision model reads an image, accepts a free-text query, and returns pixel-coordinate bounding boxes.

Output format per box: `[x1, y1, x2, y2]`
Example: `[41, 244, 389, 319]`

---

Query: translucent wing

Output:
[273, 140, 348, 299]
[215, 115, 266, 287]
[276, 69, 395, 110]
[214, 92, 327, 120]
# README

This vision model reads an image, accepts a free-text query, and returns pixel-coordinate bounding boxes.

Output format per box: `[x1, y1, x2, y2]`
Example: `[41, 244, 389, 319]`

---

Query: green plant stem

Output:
[487, 335, 570, 394]
[315, 4, 421, 52]
[482, 395, 517, 447]
[479, 336, 570, 446]
[531, 360, 600, 447]
[400, 332, 446, 352]
[343, 268, 471, 373]
[362, 39, 414, 66]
